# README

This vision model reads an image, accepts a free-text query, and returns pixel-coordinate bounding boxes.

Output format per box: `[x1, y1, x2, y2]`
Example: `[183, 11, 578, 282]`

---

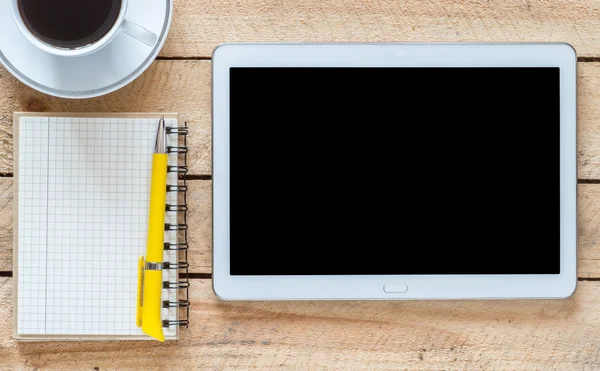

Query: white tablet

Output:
[212, 43, 577, 300]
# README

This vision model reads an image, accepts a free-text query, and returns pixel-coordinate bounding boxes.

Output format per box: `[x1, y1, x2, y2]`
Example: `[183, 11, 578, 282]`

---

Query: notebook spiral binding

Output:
[162, 121, 190, 329]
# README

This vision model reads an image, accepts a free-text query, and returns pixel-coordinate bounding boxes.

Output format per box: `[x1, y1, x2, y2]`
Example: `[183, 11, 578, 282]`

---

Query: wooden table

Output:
[1, 1, 600, 369]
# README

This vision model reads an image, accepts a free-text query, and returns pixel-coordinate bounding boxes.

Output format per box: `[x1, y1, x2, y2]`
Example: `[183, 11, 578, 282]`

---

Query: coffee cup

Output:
[9, 0, 158, 57]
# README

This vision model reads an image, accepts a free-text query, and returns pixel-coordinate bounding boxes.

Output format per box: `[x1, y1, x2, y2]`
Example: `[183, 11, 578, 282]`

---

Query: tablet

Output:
[212, 43, 577, 300]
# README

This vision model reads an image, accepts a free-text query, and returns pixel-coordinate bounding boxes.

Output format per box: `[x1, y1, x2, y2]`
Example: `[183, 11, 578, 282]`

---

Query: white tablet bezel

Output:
[212, 43, 577, 300]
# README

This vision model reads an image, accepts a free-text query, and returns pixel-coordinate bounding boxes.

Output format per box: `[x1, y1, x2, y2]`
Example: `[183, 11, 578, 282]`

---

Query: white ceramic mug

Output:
[9, 0, 158, 57]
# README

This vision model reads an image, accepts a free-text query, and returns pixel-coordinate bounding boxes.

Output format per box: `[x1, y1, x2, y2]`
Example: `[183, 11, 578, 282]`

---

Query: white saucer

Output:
[0, 0, 172, 99]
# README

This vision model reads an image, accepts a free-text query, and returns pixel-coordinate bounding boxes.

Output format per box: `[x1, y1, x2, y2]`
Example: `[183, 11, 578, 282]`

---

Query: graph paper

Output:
[16, 116, 179, 339]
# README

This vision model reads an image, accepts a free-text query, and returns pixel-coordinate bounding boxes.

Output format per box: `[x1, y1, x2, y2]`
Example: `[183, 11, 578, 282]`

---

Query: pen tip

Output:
[155, 117, 167, 153]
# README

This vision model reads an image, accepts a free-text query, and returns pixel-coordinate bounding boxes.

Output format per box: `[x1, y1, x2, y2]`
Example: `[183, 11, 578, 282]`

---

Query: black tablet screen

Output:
[229, 67, 560, 275]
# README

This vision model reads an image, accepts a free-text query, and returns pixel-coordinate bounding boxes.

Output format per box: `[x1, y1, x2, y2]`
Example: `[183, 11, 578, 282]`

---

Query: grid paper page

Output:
[17, 116, 178, 337]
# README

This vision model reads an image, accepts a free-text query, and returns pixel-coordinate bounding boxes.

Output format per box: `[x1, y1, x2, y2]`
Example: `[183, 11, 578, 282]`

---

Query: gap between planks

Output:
[0, 174, 598, 183]
[153, 56, 600, 62]
[0, 271, 212, 279]
[156, 56, 212, 61]
[1, 173, 597, 183]
[0, 271, 598, 282]
[0, 173, 212, 180]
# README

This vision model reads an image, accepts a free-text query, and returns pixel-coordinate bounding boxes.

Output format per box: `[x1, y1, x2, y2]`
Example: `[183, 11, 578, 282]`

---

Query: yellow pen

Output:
[137, 117, 168, 341]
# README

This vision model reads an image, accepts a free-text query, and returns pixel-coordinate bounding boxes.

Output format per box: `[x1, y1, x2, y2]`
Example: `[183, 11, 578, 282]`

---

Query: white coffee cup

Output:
[9, 0, 158, 57]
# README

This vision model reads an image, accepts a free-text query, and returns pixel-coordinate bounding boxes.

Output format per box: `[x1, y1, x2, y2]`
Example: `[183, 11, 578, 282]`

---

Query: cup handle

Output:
[121, 20, 158, 47]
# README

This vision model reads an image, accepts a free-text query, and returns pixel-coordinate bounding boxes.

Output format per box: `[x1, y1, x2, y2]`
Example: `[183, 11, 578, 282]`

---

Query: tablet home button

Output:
[383, 284, 408, 293]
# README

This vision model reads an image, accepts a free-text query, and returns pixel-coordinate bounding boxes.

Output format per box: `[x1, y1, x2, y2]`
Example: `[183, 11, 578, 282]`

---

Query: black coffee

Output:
[18, 0, 122, 49]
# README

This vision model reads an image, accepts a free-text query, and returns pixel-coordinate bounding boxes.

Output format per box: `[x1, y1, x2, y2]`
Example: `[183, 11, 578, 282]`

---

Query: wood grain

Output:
[1, 278, 600, 370]
[3, 61, 600, 178]
[0, 60, 212, 176]
[162, 0, 600, 58]
[0, 178, 212, 273]
[2, 178, 600, 277]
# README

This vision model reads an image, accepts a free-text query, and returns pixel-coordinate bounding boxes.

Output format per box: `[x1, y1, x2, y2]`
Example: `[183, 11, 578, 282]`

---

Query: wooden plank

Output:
[577, 184, 600, 278]
[0, 179, 11, 272]
[2, 61, 600, 178]
[0, 60, 212, 176]
[0, 178, 212, 273]
[1, 277, 600, 369]
[162, 0, 600, 58]
[579, 63, 600, 179]
[186, 178, 213, 273]
[1, 178, 600, 277]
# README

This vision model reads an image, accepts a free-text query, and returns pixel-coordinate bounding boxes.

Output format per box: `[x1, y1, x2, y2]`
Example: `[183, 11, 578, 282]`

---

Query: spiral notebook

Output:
[13, 113, 190, 341]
